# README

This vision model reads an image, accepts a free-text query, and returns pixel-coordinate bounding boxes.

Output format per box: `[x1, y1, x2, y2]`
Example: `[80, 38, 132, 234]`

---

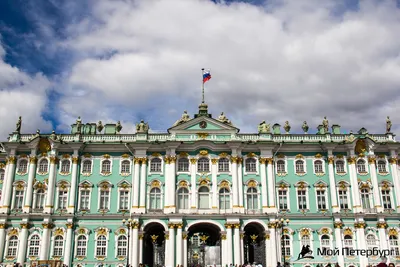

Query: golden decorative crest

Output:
[376, 222, 387, 229]
[190, 158, 197, 164]
[211, 158, 218, 164]
[250, 234, 258, 241]
[200, 235, 209, 242]
[59, 181, 68, 189]
[221, 234, 227, 240]
[338, 181, 347, 190]
[151, 235, 158, 243]
[62, 154, 70, 159]
[277, 153, 285, 158]
[247, 180, 257, 188]
[96, 227, 108, 236]
[151, 180, 161, 188]
[336, 154, 344, 159]
[78, 228, 86, 234]
[197, 133, 209, 139]
[15, 181, 25, 190]
[259, 158, 267, 164]
[83, 153, 91, 158]
[297, 181, 306, 189]
[334, 222, 343, 229]
[388, 228, 398, 236]
[343, 228, 353, 235]
[121, 153, 130, 158]
[381, 181, 390, 190]
[295, 154, 304, 159]
[230, 156, 238, 163]
[103, 154, 111, 159]
[247, 152, 257, 158]
[315, 153, 323, 159]
[152, 152, 161, 157]
[219, 180, 230, 189]
[355, 139, 367, 154]
[8, 228, 18, 236]
[219, 152, 228, 158]
[199, 150, 208, 156]
[265, 234, 270, 240]
[200, 180, 208, 186]
[178, 180, 188, 188]
[19, 154, 28, 158]
[54, 228, 64, 236]
[320, 228, 330, 235]
[300, 229, 310, 237]
[0, 163, 5, 168]
[38, 138, 51, 153]
[119, 229, 126, 235]
[179, 152, 189, 157]
[378, 154, 386, 158]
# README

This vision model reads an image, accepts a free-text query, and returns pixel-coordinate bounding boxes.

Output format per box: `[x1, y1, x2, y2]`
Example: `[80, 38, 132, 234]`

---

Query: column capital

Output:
[66, 222, 74, 229]
[49, 156, 58, 164]
[132, 221, 140, 229]
[175, 223, 183, 229]
[42, 223, 54, 229]
[29, 156, 38, 164]
[139, 233, 144, 240]
[20, 223, 30, 229]
[0, 223, 7, 229]
[221, 234, 227, 240]
[224, 223, 233, 229]
[211, 158, 218, 165]
[72, 157, 79, 164]
[368, 157, 376, 164]
[190, 158, 197, 164]
[168, 223, 175, 229]
[240, 233, 244, 239]
[328, 157, 334, 164]
[268, 222, 277, 229]
[334, 221, 343, 229]
[140, 157, 148, 164]
[354, 222, 366, 229]
[182, 233, 188, 240]
[389, 157, 398, 164]
[347, 157, 356, 164]
[7, 156, 16, 164]
[233, 223, 240, 229]
[259, 158, 267, 164]
[237, 157, 243, 164]
[376, 222, 387, 229]
[230, 157, 238, 163]
[264, 233, 270, 240]
[169, 156, 177, 163]
[164, 156, 171, 164]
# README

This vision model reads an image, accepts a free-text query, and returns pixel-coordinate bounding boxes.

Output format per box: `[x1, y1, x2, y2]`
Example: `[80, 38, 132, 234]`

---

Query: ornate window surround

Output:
[298, 228, 314, 254]
[147, 179, 163, 211]
[51, 227, 66, 258]
[295, 181, 310, 212]
[56, 180, 70, 211]
[16, 156, 29, 175]
[318, 227, 333, 251]
[100, 155, 113, 176]
[148, 153, 164, 175]
[59, 158, 72, 175]
[37, 157, 49, 175]
[97, 180, 112, 212]
[80, 155, 93, 176]
[379, 180, 395, 211]
[78, 180, 93, 212]
[27, 230, 42, 258]
[376, 158, 389, 175]
[243, 153, 259, 175]
[356, 158, 369, 175]
[197, 156, 211, 174]
[177, 156, 190, 173]
[176, 180, 190, 212]
[119, 156, 132, 176]
[293, 155, 307, 176]
[11, 180, 26, 211]
[276, 180, 291, 212]
[314, 180, 329, 211]
[312, 157, 325, 176]
[114, 228, 128, 259]
[94, 227, 110, 260]
[275, 157, 287, 176]
[336, 181, 352, 210]
[217, 180, 232, 212]
[74, 228, 90, 259]
[117, 180, 131, 212]
[334, 157, 347, 175]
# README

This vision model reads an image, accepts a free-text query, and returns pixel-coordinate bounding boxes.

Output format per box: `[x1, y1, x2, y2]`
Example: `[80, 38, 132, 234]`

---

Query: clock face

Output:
[200, 121, 207, 129]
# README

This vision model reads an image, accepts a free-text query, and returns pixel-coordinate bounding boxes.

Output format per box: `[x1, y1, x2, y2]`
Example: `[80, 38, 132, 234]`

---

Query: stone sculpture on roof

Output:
[322, 116, 329, 133]
[386, 116, 392, 133]
[15, 116, 22, 133]
[218, 112, 232, 125]
[76, 117, 82, 133]
[173, 110, 191, 126]
[136, 120, 149, 133]
[302, 121, 309, 133]
[258, 120, 270, 133]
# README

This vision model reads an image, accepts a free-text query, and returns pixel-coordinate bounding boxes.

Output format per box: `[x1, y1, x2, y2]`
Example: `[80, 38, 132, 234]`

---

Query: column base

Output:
[131, 207, 146, 214]
[163, 206, 176, 214]
[23, 206, 31, 213]
[264, 207, 278, 214]
[376, 206, 384, 213]
[0, 207, 9, 214]
[232, 206, 241, 213]
[43, 207, 52, 214]
[67, 207, 75, 213]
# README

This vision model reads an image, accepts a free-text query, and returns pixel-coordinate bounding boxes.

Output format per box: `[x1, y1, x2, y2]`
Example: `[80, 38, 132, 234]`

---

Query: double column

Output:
[377, 221, 389, 250]
[24, 155, 37, 212]
[64, 222, 74, 266]
[40, 222, 53, 260]
[132, 158, 141, 211]
[190, 158, 197, 209]
[224, 222, 241, 265]
[327, 157, 339, 212]
[68, 156, 79, 213]
[368, 156, 382, 211]
[388, 155, 400, 211]
[333, 221, 344, 267]
[347, 156, 361, 212]
[1, 156, 17, 212]
[139, 158, 147, 212]
[355, 222, 367, 267]
[260, 158, 268, 211]
[131, 221, 140, 267]
[17, 223, 29, 264]
[0, 223, 6, 261]
[45, 156, 58, 213]
[266, 158, 276, 210]
[231, 157, 239, 211]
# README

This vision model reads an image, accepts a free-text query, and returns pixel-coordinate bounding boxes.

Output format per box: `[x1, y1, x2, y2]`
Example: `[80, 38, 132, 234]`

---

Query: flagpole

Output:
[201, 68, 205, 103]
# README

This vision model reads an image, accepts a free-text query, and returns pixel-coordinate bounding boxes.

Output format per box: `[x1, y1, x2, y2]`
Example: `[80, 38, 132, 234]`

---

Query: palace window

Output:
[53, 236, 64, 256]
[76, 235, 87, 257]
[13, 189, 24, 210]
[218, 158, 229, 172]
[389, 236, 400, 256]
[276, 160, 285, 173]
[357, 159, 367, 173]
[281, 235, 291, 257]
[316, 190, 327, 210]
[360, 188, 371, 210]
[82, 160, 92, 174]
[335, 160, 345, 173]
[149, 188, 162, 210]
[301, 235, 311, 248]
[99, 189, 110, 210]
[101, 160, 111, 174]
[38, 159, 49, 173]
[320, 235, 331, 249]
[219, 188, 231, 210]
[7, 235, 18, 257]
[0, 169, 4, 181]
[297, 189, 307, 210]
[366, 234, 378, 250]
[177, 158, 189, 172]
[343, 235, 353, 249]
[246, 187, 258, 210]
[18, 159, 28, 174]
[198, 186, 210, 209]
[79, 189, 90, 210]
[314, 160, 323, 173]
[117, 235, 128, 257]
[33, 189, 46, 210]
[121, 160, 131, 174]
[278, 190, 288, 210]
[150, 158, 162, 172]
[60, 160, 70, 173]
[28, 234, 40, 257]
[198, 158, 210, 172]
[119, 189, 129, 210]
[338, 189, 349, 209]
[96, 235, 107, 257]
[177, 187, 189, 209]
[382, 189, 392, 209]
[58, 189, 68, 210]
[295, 160, 305, 173]
[377, 160, 387, 173]
[245, 158, 257, 173]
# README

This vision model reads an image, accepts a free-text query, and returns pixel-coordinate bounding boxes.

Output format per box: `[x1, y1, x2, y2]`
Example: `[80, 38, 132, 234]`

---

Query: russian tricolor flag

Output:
[203, 70, 211, 83]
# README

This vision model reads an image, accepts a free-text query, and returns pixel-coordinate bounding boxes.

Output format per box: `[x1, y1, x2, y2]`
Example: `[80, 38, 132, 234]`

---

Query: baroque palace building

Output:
[0, 102, 400, 267]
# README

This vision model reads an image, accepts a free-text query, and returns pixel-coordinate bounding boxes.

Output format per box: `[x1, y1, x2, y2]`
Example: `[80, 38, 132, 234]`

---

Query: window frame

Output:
[219, 187, 231, 211]
[37, 158, 49, 174]
[149, 187, 162, 210]
[335, 159, 346, 174]
[218, 158, 230, 173]
[6, 235, 19, 257]
[177, 187, 190, 210]
[75, 235, 88, 257]
[81, 159, 93, 175]
[315, 188, 328, 211]
[276, 159, 286, 174]
[33, 188, 46, 211]
[17, 158, 29, 175]
[116, 235, 128, 257]
[313, 159, 325, 175]
[356, 158, 368, 174]
[95, 234, 108, 257]
[78, 181, 93, 211]
[377, 160, 388, 174]
[60, 159, 71, 175]
[198, 186, 210, 209]
[177, 157, 190, 172]
[197, 157, 210, 173]
[118, 187, 130, 211]
[120, 159, 131, 176]
[52, 235, 64, 257]
[28, 234, 41, 257]
[244, 158, 257, 173]
[150, 157, 162, 173]
[294, 159, 306, 174]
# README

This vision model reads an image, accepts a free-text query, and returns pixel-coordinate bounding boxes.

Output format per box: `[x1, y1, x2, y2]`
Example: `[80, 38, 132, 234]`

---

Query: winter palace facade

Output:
[0, 103, 400, 267]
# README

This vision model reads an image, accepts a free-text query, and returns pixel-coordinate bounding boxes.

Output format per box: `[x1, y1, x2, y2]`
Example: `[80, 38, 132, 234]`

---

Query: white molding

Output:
[148, 156, 164, 175]
[37, 157, 49, 175]
[293, 159, 307, 175]
[80, 158, 93, 176]
[100, 158, 113, 176]
[59, 159, 72, 175]
[119, 158, 132, 176]
[16, 157, 29, 175]
[243, 156, 259, 175]
[312, 158, 325, 175]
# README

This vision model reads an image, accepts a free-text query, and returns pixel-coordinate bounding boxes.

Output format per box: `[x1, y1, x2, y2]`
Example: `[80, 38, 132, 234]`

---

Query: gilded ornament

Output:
[211, 158, 218, 165]
[103, 154, 111, 159]
[170, 156, 177, 163]
[72, 157, 79, 164]
[78, 228, 86, 234]
[297, 181, 306, 189]
[133, 157, 141, 164]
[355, 139, 367, 155]
[62, 154, 70, 159]
[328, 157, 334, 164]
[20, 223, 29, 229]
[121, 154, 130, 159]
[237, 157, 243, 164]
[0, 163, 5, 168]
[234, 223, 240, 229]
[378, 154, 386, 159]
[300, 228, 310, 237]
[179, 152, 189, 157]
[38, 138, 51, 153]
[376, 222, 387, 229]
[247, 180, 257, 188]
[182, 233, 188, 240]
[54, 228, 64, 236]
[250, 234, 258, 241]
[240, 233, 244, 239]
[266, 158, 273, 164]
[388, 228, 398, 236]
[277, 154, 285, 158]
[42, 223, 54, 229]
[231, 156, 238, 163]
[381, 182, 390, 190]
[152, 152, 161, 157]
[133, 222, 140, 229]
[83, 153, 92, 158]
[199, 150, 209, 156]
[0, 223, 6, 229]
[176, 223, 183, 229]
[219, 180, 230, 189]
[96, 227, 108, 236]
[165, 234, 169, 240]
[164, 156, 171, 164]
[268, 222, 276, 229]
[315, 153, 323, 159]
[320, 228, 330, 235]
[224, 223, 232, 229]
[221, 234, 227, 240]
[347, 157, 356, 164]
[295, 154, 304, 159]
[151, 180, 161, 188]
[333, 222, 343, 229]
[197, 133, 209, 139]
[259, 158, 267, 164]
[139, 234, 144, 240]
[178, 180, 188, 188]
[355, 222, 366, 229]
[368, 157, 376, 164]
[336, 154, 344, 159]
[140, 158, 148, 164]
[66, 223, 74, 229]
[8, 156, 16, 164]
[16, 181, 25, 190]
[199, 180, 208, 186]
[19, 154, 27, 158]
[190, 158, 197, 164]
[247, 152, 257, 158]
[219, 152, 228, 158]
[389, 158, 398, 164]
[8, 228, 19, 236]
[265, 234, 270, 240]
[343, 228, 353, 235]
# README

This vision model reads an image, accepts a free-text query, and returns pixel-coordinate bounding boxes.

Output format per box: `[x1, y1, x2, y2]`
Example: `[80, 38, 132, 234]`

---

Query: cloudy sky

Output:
[0, 0, 400, 139]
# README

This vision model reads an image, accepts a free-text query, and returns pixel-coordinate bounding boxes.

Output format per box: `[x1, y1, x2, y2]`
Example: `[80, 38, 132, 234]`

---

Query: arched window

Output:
[247, 187, 258, 210]
[335, 160, 345, 173]
[219, 188, 230, 210]
[149, 188, 162, 210]
[53, 236, 64, 256]
[377, 160, 387, 173]
[117, 235, 128, 257]
[198, 186, 209, 209]
[177, 187, 189, 210]
[357, 159, 366, 173]
[101, 160, 111, 173]
[58, 189, 68, 210]
[61, 160, 70, 173]
[295, 160, 305, 173]
[314, 160, 323, 173]
[76, 235, 87, 257]
[366, 234, 378, 250]
[281, 235, 291, 257]
[28, 234, 40, 256]
[218, 158, 229, 172]
[389, 236, 400, 256]
[82, 160, 92, 173]
[320, 235, 330, 248]
[276, 160, 285, 173]
[177, 158, 189, 172]
[198, 158, 210, 172]
[13, 188, 24, 210]
[150, 158, 162, 172]
[38, 159, 49, 173]
[301, 235, 311, 247]
[0, 169, 5, 181]
[99, 188, 110, 210]
[360, 188, 371, 209]
[96, 235, 107, 257]
[245, 158, 257, 172]
[18, 159, 28, 173]
[343, 235, 353, 248]
[121, 160, 131, 174]
[7, 235, 18, 257]
[79, 189, 90, 210]
[34, 189, 45, 210]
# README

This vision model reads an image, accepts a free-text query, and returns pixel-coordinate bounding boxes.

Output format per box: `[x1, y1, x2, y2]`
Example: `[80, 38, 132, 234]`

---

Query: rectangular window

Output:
[100, 190, 110, 210]
[58, 190, 68, 210]
[316, 190, 327, 210]
[80, 190, 90, 210]
[119, 190, 129, 210]
[338, 190, 349, 209]
[297, 190, 307, 210]
[382, 189, 392, 209]
[14, 190, 24, 210]
[278, 190, 288, 210]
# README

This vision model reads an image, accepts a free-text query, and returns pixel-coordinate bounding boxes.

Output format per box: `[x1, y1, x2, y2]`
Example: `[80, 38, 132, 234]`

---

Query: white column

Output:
[356, 223, 367, 267]
[139, 158, 147, 211]
[327, 157, 339, 212]
[226, 224, 233, 265]
[130, 227, 134, 266]
[0, 224, 6, 261]
[132, 223, 139, 267]
[176, 224, 183, 266]
[269, 225, 277, 267]
[68, 156, 79, 213]
[233, 224, 241, 265]
[377, 222, 388, 250]
[240, 232, 245, 265]
[231, 158, 239, 211]
[0, 163, 9, 207]
[164, 157, 170, 210]
[334, 223, 344, 267]
[64, 223, 74, 266]
[369, 157, 382, 211]
[348, 157, 361, 211]
[190, 158, 197, 209]
[168, 224, 176, 267]
[389, 157, 400, 211]
[17, 223, 29, 264]
[45, 156, 57, 212]
[211, 159, 218, 210]
[132, 159, 140, 209]
[221, 233, 227, 267]
[266, 159, 276, 210]
[165, 231, 170, 266]
[24, 156, 37, 212]
[260, 158, 268, 211]
[183, 234, 188, 267]
[2, 156, 16, 210]
[139, 233, 144, 264]
[170, 156, 177, 212]
[40, 223, 51, 260]
[238, 159, 244, 209]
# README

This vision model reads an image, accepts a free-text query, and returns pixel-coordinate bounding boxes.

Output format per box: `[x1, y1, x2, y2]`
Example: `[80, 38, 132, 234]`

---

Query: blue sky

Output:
[1, 0, 400, 138]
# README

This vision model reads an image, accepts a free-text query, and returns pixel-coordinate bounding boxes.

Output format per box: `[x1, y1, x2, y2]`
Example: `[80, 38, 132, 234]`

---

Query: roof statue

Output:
[97, 121, 104, 133]
[283, 121, 291, 134]
[136, 120, 149, 133]
[76, 116, 82, 133]
[258, 120, 270, 133]
[322, 116, 329, 133]
[302, 121, 309, 133]
[173, 110, 191, 126]
[386, 116, 392, 133]
[218, 112, 232, 125]
[116, 121, 122, 133]
[15, 116, 22, 133]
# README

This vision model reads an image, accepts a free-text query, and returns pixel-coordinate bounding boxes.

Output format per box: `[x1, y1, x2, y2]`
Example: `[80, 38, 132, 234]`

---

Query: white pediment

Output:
[168, 116, 239, 134]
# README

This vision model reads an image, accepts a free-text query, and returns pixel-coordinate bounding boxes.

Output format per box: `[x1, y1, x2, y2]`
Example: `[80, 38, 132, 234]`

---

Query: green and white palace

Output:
[0, 102, 400, 267]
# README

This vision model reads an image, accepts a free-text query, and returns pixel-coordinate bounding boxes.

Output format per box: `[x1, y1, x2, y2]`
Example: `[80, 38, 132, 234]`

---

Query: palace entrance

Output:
[243, 223, 266, 266]
[187, 223, 221, 267]
[143, 223, 166, 267]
